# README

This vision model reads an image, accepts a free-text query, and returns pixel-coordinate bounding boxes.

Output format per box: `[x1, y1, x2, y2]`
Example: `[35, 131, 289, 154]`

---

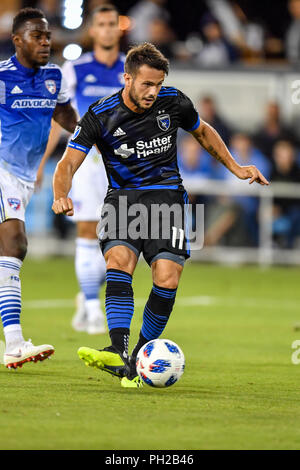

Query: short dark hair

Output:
[124, 43, 169, 76]
[12, 7, 46, 34]
[91, 3, 119, 20]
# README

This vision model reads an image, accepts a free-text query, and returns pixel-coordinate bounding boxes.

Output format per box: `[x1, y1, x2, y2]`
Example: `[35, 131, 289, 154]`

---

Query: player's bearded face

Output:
[129, 81, 149, 111]
[128, 66, 165, 111]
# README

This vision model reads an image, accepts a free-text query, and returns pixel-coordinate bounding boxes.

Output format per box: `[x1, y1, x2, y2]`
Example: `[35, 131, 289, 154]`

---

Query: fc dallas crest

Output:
[7, 198, 21, 210]
[45, 80, 56, 94]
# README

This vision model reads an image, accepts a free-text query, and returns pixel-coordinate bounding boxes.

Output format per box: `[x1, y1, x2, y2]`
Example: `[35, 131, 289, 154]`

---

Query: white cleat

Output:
[4, 339, 54, 369]
[72, 292, 88, 332]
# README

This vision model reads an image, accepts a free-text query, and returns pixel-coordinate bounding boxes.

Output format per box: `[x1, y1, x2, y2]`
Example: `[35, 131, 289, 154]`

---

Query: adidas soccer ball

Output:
[136, 339, 185, 388]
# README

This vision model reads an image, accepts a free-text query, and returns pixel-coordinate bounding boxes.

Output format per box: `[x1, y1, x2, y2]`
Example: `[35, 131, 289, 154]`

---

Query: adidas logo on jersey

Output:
[113, 127, 126, 137]
[11, 85, 23, 94]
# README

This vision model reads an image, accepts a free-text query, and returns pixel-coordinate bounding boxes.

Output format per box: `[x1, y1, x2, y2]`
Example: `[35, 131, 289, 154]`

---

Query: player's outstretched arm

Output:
[191, 120, 269, 186]
[52, 147, 86, 216]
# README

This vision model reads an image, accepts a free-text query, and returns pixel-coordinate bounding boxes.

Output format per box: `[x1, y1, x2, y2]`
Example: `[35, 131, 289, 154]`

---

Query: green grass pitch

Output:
[1, 258, 300, 450]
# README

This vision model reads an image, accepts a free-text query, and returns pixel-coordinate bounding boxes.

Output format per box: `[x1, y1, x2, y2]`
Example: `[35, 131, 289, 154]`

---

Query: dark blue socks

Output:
[132, 283, 177, 359]
[105, 269, 177, 358]
[105, 269, 134, 355]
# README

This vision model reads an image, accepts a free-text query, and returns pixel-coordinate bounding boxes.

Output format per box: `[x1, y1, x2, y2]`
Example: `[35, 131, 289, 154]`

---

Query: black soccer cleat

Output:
[121, 355, 143, 388]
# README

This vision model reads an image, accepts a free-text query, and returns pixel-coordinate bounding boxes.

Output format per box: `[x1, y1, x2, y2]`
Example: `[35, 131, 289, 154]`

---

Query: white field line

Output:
[23, 296, 299, 310]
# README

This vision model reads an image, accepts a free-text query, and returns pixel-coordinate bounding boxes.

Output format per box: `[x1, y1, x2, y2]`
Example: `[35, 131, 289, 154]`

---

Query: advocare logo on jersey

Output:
[11, 99, 56, 108]
[83, 86, 121, 97]
[114, 135, 173, 159]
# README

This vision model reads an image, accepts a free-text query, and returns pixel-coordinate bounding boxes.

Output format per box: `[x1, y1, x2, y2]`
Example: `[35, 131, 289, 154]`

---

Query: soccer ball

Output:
[136, 339, 185, 388]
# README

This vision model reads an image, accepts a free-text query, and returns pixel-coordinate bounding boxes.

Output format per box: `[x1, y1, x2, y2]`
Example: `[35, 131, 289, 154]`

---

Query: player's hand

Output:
[52, 197, 74, 216]
[235, 165, 269, 186]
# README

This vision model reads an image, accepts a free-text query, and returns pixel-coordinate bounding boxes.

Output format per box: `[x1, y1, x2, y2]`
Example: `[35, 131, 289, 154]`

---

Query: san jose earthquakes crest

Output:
[45, 80, 56, 94]
[157, 114, 171, 131]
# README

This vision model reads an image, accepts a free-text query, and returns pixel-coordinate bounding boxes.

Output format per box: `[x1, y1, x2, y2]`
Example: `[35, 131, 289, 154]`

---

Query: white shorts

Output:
[70, 147, 108, 222]
[0, 167, 34, 223]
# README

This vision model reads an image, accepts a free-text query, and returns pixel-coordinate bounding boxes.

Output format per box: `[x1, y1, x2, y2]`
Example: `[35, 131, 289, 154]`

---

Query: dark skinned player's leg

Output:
[130, 259, 183, 373]
[0, 219, 28, 258]
[0, 219, 27, 351]
[0, 219, 54, 368]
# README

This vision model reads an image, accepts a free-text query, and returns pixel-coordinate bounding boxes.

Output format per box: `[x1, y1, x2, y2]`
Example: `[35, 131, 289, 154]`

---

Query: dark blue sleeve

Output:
[177, 90, 200, 132]
[67, 108, 100, 153]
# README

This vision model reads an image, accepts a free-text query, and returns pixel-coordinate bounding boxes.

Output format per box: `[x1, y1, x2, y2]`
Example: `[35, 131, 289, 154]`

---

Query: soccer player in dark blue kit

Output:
[52, 43, 269, 388]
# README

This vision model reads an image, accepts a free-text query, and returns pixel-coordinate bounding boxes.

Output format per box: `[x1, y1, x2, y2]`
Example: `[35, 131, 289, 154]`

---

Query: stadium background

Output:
[1, 0, 300, 264]
[1, 0, 300, 451]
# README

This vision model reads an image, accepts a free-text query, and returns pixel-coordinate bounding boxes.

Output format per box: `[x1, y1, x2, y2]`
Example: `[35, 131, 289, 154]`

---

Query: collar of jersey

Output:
[11, 54, 39, 76]
[118, 89, 153, 118]
[91, 51, 123, 69]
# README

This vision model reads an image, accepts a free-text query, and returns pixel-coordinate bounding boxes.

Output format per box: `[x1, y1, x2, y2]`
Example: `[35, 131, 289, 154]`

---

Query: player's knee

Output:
[153, 270, 180, 289]
[152, 261, 182, 289]
[4, 233, 28, 260]
[77, 221, 98, 239]
[155, 276, 179, 290]
[105, 245, 137, 274]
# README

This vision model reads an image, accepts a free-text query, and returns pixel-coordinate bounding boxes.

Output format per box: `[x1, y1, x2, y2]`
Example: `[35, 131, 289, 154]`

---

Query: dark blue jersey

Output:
[68, 86, 200, 190]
